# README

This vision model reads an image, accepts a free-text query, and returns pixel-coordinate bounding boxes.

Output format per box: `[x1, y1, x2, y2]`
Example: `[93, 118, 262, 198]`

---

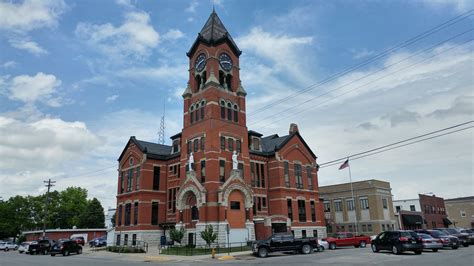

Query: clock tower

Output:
[176, 10, 255, 244]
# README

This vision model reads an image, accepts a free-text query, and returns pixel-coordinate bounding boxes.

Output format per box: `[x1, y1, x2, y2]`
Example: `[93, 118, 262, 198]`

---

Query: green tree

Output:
[169, 227, 185, 244]
[80, 198, 105, 228]
[200, 225, 217, 248]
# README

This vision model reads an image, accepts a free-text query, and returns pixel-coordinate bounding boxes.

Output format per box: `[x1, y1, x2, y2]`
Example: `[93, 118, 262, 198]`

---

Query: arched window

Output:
[190, 105, 194, 124]
[200, 101, 205, 120]
[233, 104, 239, 123]
[219, 71, 225, 87]
[220, 100, 226, 119]
[195, 75, 201, 91]
[227, 102, 232, 121]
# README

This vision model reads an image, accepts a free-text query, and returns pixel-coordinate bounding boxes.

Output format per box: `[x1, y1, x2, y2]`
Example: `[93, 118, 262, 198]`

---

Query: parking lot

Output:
[0, 245, 472, 266]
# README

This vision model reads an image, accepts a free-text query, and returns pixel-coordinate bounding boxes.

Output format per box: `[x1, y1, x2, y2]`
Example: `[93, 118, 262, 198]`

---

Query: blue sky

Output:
[0, 0, 472, 209]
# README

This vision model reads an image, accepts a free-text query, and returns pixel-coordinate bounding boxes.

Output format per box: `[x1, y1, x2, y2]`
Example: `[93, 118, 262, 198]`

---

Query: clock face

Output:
[195, 53, 206, 72]
[219, 53, 233, 71]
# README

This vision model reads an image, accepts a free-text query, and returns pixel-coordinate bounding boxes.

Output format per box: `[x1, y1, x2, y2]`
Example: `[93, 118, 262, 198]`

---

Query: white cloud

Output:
[116, 0, 135, 8]
[212, 0, 224, 8]
[2, 61, 17, 68]
[0, 0, 66, 32]
[6, 72, 62, 106]
[8, 38, 48, 56]
[75, 11, 159, 59]
[185, 0, 198, 13]
[105, 94, 119, 103]
[421, 0, 474, 13]
[0, 116, 101, 170]
[351, 48, 376, 60]
[163, 29, 184, 41]
[237, 27, 314, 85]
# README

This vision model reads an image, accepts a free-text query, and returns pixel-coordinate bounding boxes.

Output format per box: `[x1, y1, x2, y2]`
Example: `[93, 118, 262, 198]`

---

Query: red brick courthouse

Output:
[115, 11, 325, 246]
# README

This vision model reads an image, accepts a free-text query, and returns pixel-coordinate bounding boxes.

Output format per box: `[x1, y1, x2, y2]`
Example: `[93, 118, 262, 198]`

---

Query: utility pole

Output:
[42, 179, 56, 239]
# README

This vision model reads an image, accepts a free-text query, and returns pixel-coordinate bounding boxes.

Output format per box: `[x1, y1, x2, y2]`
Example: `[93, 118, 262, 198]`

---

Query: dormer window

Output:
[252, 137, 261, 151]
[172, 139, 180, 153]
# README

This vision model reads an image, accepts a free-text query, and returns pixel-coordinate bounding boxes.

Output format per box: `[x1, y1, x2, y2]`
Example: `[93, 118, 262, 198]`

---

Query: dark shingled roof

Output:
[187, 10, 241, 57]
[118, 137, 178, 161]
[250, 132, 317, 159]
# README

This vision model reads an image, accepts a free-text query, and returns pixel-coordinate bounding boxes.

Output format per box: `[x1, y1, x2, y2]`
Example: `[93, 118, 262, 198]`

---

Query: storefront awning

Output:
[402, 214, 423, 225]
[443, 217, 453, 226]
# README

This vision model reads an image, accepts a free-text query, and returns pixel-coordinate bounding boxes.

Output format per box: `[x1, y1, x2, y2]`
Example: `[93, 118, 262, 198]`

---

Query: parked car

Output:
[28, 239, 55, 255]
[0, 241, 18, 251]
[71, 236, 85, 246]
[89, 236, 107, 247]
[324, 232, 371, 249]
[417, 229, 459, 249]
[418, 233, 443, 252]
[435, 228, 470, 247]
[18, 242, 32, 253]
[252, 232, 319, 258]
[318, 239, 329, 251]
[459, 229, 474, 244]
[50, 240, 82, 256]
[371, 230, 423, 255]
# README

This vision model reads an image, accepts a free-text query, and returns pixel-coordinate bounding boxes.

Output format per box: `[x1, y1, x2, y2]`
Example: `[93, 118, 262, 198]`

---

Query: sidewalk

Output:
[83, 246, 253, 263]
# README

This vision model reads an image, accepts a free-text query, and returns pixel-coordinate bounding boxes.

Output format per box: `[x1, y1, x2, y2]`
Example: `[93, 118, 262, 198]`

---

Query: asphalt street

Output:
[0, 245, 473, 266]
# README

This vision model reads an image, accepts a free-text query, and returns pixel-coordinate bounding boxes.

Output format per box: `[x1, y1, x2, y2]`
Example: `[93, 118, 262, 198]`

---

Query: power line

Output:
[247, 9, 473, 118]
[42, 179, 56, 239]
[318, 121, 473, 168]
[252, 30, 473, 128]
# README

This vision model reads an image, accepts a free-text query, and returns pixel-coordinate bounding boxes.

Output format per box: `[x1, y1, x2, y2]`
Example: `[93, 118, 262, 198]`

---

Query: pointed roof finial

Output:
[212, 4, 215, 13]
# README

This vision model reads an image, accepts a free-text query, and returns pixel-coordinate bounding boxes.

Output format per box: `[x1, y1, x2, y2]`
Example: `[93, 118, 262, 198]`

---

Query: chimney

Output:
[289, 123, 299, 134]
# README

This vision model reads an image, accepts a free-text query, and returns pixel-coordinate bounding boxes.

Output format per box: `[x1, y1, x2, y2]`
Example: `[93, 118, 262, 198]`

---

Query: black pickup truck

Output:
[28, 239, 55, 255]
[252, 233, 319, 258]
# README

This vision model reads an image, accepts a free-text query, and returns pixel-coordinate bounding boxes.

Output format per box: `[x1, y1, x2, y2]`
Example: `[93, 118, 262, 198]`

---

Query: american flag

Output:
[339, 159, 349, 170]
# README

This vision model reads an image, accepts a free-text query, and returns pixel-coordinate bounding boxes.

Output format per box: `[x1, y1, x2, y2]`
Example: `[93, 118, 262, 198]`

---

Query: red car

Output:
[71, 237, 85, 246]
[324, 232, 371, 249]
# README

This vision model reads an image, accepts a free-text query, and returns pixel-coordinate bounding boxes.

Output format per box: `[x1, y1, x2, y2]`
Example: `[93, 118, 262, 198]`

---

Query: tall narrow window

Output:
[220, 136, 225, 150]
[219, 160, 225, 182]
[284, 162, 290, 187]
[298, 200, 306, 222]
[262, 197, 267, 208]
[125, 203, 131, 226]
[236, 140, 241, 153]
[120, 172, 124, 194]
[132, 234, 136, 246]
[310, 201, 316, 222]
[250, 162, 256, 187]
[238, 163, 243, 177]
[295, 164, 302, 189]
[221, 105, 225, 119]
[228, 138, 234, 151]
[153, 167, 160, 190]
[193, 139, 198, 152]
[253, 197, 257, 215]
[200, 160, 206, 183]
[306, 166, 313, 190]
[190, 110, 194, 123]
[127, 168, 133, 192]
[172, 139, 179, 153]
[200, 137, 205, 151]
[172, 188, 177, 213]
[200, 106, 205, 120]
[151, 202, 158, 225]
[117, 205, 122, 226]
[360, 198, 369, 209]
[287, 199, 293, 221]
[255, 163, 260, 187]
[195, 108, 199, 121]
[227, 103, 232, 120]
[187, 141, 191, 154]
[260, 163, 265, 187]
[233, 109, 238, 122]
[347, 198, 355, 211]
[134, 202, 138, 225]
[257, 197, 262, 211]
[191, 206, 199, 220]
[168, 189, 172, 210]
[135, 166, 140, 190]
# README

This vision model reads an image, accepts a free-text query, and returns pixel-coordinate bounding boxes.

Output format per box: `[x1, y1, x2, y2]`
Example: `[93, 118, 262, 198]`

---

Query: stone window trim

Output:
[250, 136, 262, 151]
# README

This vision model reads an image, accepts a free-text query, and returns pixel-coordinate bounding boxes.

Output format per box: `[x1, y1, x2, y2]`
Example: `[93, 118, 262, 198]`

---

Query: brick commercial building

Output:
[393, 194, 450, 230]
[444, 196, 473, 229]
[22, 229, 107, 242]
[115, 11, 325, 247]
[320, 180, 397, 236]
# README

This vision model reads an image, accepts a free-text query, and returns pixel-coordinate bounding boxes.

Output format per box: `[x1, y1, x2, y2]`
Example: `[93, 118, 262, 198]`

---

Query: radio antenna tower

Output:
[158, 98, 166, 144]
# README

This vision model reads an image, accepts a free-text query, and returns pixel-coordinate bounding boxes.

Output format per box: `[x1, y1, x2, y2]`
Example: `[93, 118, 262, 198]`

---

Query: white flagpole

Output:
[347, 159, 359, 236]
